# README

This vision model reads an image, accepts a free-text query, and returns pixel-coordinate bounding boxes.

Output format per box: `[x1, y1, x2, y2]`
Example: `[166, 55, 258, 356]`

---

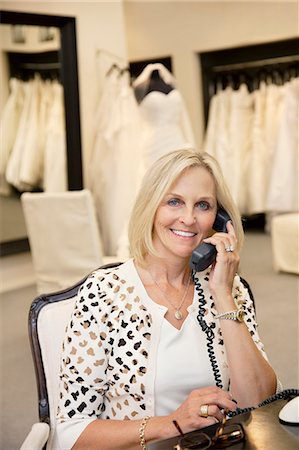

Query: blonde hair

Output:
[128, 148, 244, 265]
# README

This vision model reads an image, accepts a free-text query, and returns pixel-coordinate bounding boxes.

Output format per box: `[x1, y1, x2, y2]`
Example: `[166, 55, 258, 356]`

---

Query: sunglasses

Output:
[172, 409, 245, 450]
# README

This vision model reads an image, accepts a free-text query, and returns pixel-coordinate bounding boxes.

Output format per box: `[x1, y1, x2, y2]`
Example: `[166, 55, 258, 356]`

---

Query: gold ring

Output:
[199, 404, 209, 418]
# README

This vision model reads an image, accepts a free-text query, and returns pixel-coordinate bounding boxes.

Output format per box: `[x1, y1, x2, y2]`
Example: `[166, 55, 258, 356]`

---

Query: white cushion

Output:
[20, 422, 50, 450]
[271, 213, 299, 274]
[21, 190, 104, 293]
[38, 296, 77, 449]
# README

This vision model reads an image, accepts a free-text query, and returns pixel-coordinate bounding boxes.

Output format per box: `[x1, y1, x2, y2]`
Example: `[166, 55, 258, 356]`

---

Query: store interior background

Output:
[0, 1, 298, 448]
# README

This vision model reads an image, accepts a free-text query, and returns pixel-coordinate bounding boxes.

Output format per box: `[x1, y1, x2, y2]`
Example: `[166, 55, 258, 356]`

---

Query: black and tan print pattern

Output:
[57, 264, 153, 424]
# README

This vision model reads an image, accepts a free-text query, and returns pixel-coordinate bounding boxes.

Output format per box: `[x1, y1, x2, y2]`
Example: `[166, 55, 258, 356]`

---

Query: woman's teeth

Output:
[171, 229, 196, 237]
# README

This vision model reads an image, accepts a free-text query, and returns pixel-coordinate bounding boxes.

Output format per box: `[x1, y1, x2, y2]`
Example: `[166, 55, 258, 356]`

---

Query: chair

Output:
[271, 213, 299, 275]
[20, 262, 122, 450]
[20, 264, 255, 450]
[21, 189, 118, 294]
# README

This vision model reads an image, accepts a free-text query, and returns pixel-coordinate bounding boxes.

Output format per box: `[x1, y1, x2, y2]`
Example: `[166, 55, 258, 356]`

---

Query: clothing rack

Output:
[200, 37, 299, 124]
[7, 50, 61, 80]
[200, 37, 299, 231]
[211, 54, 299, 72]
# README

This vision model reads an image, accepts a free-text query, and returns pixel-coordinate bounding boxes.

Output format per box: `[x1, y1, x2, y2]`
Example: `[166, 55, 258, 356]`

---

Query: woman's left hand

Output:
[202, 221, 239, 297]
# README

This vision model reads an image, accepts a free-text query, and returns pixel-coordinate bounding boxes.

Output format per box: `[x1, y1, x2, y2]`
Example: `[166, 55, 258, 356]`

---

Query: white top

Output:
[155, 303, 215, 416]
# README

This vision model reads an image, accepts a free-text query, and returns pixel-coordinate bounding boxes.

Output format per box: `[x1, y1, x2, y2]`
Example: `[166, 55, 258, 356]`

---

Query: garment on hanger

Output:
[133, 63, 195, 167]
[43, 81, 67, 192]
[6, 80, 34, 191]
[3, 76, 67, 194]
[90, 63, 195, 256]
[228, 84, 253, 213]
[266, 78, 299, 212]
[0, 78, 24, 195]
[89, 67, 144, 256]
[204, 74, 299, 217]
[19, 76, 44, 191]
[204, 87, 235, 201]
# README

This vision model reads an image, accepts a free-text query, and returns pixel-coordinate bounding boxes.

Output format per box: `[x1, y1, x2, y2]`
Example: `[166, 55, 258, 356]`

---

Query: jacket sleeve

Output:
[55, 273, 109, 446]
[233, 275, 267, 357]
[233, 275, 283, 393]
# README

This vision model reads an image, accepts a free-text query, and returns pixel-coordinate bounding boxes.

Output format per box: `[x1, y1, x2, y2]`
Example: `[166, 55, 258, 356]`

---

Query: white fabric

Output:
[21, 190, 105, 293]
[89, 71, 144, 256]
[203, 91, 220, 161]
[43, 82, 67, 192]
[246, 82, 268, 214]
[205, 85, 253, 213]
[155, 307, 215, 416]
[139, 89, 195, 166]
[271, 213, 299, 274]
[266, 78, 299, 213]
[0, 78, 24, 195]
[20, 422, 50, 450]
[228, 84, 253, 213]
[19, 77, 43, 191]
[19, 79, 52, 191]
[204, 78, 299, 216]
[134, 64, 195, 167]
[2, 77, 66, 194]
[39, 297, 76, 450]
[6, 81, 34, 190]
[204, 87, 233, 196]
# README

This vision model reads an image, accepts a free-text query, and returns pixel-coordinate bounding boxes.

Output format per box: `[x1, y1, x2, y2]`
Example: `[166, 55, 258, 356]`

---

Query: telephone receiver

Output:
[189, 208, 231, 272]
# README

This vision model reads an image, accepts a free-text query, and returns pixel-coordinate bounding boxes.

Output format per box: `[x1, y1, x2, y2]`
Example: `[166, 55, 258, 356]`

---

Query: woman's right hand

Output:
[168, 386, 237, 434]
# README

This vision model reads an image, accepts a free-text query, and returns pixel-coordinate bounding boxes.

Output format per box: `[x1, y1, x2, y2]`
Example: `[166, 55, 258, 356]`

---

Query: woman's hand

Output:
[203, 221, 239, 298]
[167, 386, 237, 434]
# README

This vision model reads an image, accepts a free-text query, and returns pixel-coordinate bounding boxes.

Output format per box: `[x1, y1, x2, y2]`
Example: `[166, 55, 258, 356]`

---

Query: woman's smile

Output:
[170, 228, 198, 238]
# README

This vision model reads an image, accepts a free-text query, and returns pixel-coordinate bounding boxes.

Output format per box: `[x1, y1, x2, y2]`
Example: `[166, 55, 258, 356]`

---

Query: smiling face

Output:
[152, 166, 217, 261]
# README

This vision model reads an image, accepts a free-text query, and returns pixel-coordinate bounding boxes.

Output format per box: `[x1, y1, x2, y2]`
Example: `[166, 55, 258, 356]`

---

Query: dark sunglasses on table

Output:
[172, 408, 245, 450]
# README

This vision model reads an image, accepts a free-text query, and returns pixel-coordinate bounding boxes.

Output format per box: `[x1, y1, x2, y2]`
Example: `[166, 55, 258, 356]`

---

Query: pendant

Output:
[175, 310, 183, 320]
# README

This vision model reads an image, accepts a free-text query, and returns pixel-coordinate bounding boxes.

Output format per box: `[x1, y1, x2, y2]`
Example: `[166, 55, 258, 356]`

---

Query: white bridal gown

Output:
[139, 88, 195, 166]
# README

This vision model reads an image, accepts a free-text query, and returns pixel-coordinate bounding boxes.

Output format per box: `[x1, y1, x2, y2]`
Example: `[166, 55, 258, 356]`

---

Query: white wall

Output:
[124, 1, 299, 147]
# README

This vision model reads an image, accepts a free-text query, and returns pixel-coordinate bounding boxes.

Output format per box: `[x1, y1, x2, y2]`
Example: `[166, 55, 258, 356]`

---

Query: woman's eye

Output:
[167, 198, 182, 206]
[197, 201, 210, 210]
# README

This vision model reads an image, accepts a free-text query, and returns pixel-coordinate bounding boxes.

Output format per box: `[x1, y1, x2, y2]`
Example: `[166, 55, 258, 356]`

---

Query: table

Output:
[148, 398, 299, 449]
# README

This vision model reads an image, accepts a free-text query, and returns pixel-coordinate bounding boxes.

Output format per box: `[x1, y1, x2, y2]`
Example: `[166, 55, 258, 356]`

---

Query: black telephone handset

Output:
[189, 208, 231, 272]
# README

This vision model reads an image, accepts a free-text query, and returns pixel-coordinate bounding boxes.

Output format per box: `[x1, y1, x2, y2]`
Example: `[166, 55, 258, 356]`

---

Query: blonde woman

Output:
[55, 149, 279, 450]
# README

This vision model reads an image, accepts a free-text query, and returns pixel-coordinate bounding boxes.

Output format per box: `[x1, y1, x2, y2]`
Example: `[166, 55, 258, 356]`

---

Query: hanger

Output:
[105, 63, 130, 78]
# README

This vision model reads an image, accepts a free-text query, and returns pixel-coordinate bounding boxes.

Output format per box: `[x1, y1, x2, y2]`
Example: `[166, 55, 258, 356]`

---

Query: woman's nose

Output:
[179, 209, 195, 226]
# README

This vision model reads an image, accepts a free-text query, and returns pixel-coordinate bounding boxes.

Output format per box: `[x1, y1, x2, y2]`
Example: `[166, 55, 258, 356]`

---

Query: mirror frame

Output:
[0, 9, 83, 190]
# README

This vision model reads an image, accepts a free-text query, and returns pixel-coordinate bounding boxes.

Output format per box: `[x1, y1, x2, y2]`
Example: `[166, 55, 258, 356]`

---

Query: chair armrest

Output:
[20, 422, 50, 450]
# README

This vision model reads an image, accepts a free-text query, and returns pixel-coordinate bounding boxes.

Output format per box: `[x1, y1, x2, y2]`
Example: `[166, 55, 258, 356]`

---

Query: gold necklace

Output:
[148, 271, 192, 320]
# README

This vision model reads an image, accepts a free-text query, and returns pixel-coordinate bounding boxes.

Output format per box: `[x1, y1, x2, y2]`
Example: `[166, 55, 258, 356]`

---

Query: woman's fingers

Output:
[198, 394, 236, 413]
[170, 388, 236, 434]
[198, 404, 224, 422]
[204, 221, 237, 253]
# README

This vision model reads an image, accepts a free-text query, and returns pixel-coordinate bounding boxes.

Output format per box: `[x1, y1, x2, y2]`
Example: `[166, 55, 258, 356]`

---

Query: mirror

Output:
[0, 10, 83, 256]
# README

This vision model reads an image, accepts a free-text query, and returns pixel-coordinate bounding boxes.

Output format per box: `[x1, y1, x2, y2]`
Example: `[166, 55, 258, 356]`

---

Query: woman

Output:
[55, 149, 279, 450]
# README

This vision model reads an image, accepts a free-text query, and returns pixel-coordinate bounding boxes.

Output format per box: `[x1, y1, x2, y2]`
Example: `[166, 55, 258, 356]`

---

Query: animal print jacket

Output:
[55, 259, 276, 449]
